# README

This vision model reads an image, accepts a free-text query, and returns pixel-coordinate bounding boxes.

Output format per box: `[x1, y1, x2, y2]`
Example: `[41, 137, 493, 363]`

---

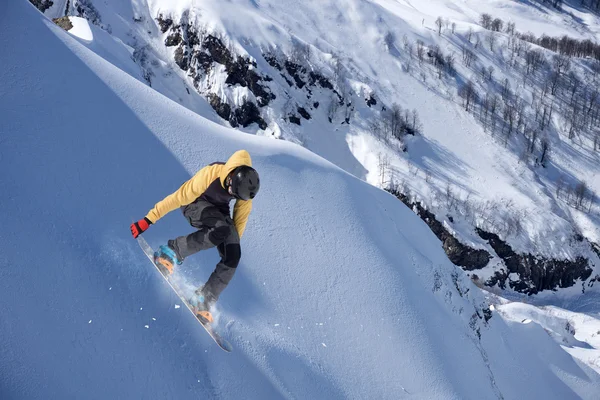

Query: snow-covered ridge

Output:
[3, 0, 600, 398]
[37, 0, 600, 296]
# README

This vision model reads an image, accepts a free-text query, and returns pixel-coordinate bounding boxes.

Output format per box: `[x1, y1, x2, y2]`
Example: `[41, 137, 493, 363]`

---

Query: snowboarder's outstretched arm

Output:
[145, 164, 221, 223]
[130, 150, 255, 238]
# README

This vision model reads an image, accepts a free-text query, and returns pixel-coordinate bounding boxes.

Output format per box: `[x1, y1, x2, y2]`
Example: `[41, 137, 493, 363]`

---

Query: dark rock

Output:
[281, 74, 294, 87]
[477, 228, 593, 294]
[194, 51, 213, 74]
[207, 94, 231, 121]
[75, 0, 102, 26]
[156, 15, 173, 33]
[225, 58, 275, 106]
[387, 189, 491, 271]
[53, 16, 73, 31]
[29, 0, 53, 12]
[366, 94, 377, 107]
[203, 35, 233, 66]
[591, 242, 600, 259]
[195, 36, 274, 107]
[313, 102, 320, 109]
[174, 46, 188, 71]
[309, 71, 333, 90]
[165, 32, 182, 47]
[297, 107, 311, 120]
[284, 60, 306, 88]
[289, 115, 301, 125]
[264, 54, 282, 70]
[232, 101, 267, 130]
[184, 24, 200, 47]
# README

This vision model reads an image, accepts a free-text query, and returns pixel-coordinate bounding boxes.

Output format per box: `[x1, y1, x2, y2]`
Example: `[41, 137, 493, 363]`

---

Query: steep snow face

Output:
[3, 1, 600, 398]
[42, 0, 600, 295]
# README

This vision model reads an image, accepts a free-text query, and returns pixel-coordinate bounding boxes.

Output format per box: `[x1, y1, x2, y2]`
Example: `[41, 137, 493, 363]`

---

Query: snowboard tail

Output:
[136, 236, 232, 352]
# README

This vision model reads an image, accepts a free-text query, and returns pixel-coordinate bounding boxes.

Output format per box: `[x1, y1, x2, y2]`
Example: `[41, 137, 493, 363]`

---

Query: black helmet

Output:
[229, 166, 260, 200]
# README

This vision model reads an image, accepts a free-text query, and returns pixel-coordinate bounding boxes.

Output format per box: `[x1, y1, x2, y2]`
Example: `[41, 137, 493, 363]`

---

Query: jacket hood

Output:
[219, 150, 252, 187]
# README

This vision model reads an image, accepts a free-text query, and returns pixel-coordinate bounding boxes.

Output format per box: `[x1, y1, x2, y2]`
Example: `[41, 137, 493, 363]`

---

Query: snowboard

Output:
[136, 236, 233, 352]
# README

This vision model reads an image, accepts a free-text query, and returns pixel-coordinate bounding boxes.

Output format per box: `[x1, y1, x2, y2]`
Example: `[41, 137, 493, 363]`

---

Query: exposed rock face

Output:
[164, 32, 181, 47]
[477, 229, 593, 294]
[156, 15, 173, 33]
[387, 189, 491, 270]
[53, 17, 73, 31]
[289, 115, 301, 125]
[265, 54, 335, 93]
[387, 188, 595, 294]
[366, 94, 377, 107]
[207, 94, 231, 121]
[158, 18, 275, 129]
[232, 101, 267, 130]
[174, 46, 188, 71]
[297, 107, 311, 120]
[29, 0, 53, 12]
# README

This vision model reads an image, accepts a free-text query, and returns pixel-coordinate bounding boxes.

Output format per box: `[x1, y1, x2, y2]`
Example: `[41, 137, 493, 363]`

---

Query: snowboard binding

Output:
[189, 291, 214, 324]
[153, 245, 180, 276]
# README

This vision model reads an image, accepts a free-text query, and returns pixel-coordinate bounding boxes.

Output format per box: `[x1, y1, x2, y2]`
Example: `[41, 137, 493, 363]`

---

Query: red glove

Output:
[130, 217, 152, 238]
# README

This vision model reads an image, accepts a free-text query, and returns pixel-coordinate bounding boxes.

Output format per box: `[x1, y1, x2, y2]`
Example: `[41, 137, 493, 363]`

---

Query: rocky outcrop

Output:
[387, 189, 492, 270]
[366, 94, 377, 107]
[156, 15, 173, 33]
[297, 107, 311, 120]
[388, 188, 594, 294]
[30, 0, 53, 12]
[53, 16, 73, 31]
[265, 55, 336, 93]
[158, 17, 275, 128]
[164, 32, 181, 47]
[207, 94, 231, 121]
[477, 229, 593, 294]
[231, 101, 267, 130]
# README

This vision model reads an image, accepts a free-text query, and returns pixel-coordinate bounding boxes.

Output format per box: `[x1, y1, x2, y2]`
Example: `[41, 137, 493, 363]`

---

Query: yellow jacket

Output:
[145, 150, 253, 238]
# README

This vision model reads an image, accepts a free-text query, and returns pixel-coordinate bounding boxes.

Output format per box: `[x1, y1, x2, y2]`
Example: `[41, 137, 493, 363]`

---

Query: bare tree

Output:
[505, 21, 516, 36]
[556, 175, 565, 198]
[480, 13, 492, 30]
[377, 152, 391, 187]
[491, 18, 504, 32]
[459, 80, 478, 112]
[539, 137, 550, 167]
[435, 16, 443, 36]
[487, 65, 495, 82]
[462, 46, 477, 67]
[467, 26, 474, 43]
[501, 78, 511, 100]
[445, 52, 456, 75]
[486, 32, 497, 52]
[403, 35, 414, 58]
[524, 47, 544, 77]
[416, 40, 425, 63]
[574, 181, 588, 209]
[550, 54, 571, 95]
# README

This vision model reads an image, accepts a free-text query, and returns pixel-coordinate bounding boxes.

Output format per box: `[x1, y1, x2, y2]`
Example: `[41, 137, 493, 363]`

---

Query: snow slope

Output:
[2, 1, 600, 399]
[497, 299, 600, 375]
[47, 0, 600, 293]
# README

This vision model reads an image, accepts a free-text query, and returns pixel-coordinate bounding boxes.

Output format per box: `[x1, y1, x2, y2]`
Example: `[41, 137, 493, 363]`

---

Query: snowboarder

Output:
[130, 150, 260, 322]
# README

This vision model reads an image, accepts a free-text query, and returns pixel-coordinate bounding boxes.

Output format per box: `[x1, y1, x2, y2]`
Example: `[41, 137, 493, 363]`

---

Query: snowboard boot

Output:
[153, 244, 182, 276]
[189, 287, 215, 324]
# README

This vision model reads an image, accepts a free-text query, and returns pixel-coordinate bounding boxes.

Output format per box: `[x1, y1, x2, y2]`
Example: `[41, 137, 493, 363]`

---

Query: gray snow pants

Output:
[168, 199, 241, 303]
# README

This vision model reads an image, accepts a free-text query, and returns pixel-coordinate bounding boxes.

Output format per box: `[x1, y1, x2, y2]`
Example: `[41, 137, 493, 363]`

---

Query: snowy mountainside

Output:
[3, 0, 600, 398]
[36, 0, 600, 295]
